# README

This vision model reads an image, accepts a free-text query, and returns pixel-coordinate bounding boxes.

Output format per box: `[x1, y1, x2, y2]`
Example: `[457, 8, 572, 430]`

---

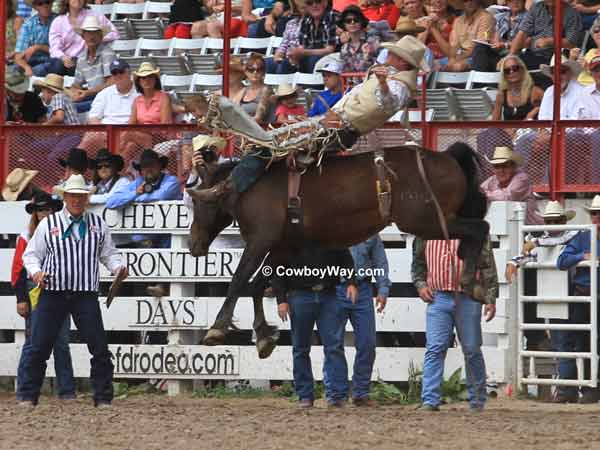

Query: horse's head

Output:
[187, 161, 237, 257]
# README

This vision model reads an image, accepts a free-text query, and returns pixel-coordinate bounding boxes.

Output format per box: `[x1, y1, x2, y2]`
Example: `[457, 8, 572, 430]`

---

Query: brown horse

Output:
[187, 142, 488, 357]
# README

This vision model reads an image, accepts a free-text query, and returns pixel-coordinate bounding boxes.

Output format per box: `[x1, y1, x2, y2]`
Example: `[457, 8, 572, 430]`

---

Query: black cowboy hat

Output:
[338, 5, 369, 29]
[90, 148, 125, 172]
[25, 191, 63, 214]
[58, 148, 90, 172]
[132, 149, 169, 171]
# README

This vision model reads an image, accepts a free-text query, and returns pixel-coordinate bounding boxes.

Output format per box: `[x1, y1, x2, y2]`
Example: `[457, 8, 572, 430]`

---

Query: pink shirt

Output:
[49, 10, 119, 58]
[480, 169, 543, 225]
[134, 91, 168, 124]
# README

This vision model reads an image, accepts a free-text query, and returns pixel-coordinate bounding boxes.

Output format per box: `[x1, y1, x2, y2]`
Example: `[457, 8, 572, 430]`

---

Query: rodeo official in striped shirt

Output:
[19, 174, 128, 408]
[411, 236, 498, 412]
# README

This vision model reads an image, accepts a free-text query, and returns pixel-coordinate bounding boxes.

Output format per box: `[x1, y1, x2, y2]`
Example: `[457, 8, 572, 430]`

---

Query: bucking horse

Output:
[187, 142, 488, 358]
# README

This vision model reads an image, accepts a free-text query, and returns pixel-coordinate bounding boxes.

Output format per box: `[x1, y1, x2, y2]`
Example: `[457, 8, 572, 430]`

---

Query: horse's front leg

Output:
[252, 295, 278, 359]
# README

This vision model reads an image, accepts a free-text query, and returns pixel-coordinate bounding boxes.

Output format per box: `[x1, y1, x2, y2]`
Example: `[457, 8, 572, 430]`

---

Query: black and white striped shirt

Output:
[23, 208, 123, 292]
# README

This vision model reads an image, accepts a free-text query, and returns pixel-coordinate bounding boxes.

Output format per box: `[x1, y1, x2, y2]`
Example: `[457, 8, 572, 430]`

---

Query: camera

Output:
[143, 183, 155, 194]
[200, 148, 217, 163]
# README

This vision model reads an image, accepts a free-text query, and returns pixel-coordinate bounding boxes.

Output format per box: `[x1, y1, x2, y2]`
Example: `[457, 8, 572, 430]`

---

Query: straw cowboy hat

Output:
[391, 16, 426, 37]
[133, 62, 160, 78]
[25, 191, 63, 215]
[33, 73, 64, 93]
[90, 148, 125, 172]
[540, 54, 582, 79]
[2, 168, 39, 201]
[584, 195, 600, 212]
[486, 146, 524, 166]
[538, 200, 576, 221]
[75, 15, 110, 37]
[192, 135, 227, 152]
[59, 174, 91, 195]
[380, 35, 427, 70]
[274, 83, 297, 98]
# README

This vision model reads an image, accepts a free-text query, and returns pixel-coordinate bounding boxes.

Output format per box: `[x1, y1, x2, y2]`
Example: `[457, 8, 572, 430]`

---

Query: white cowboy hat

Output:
[380, 35, 427, 70]
[192, 135, 227, 152]
[33, 73, 64, 93]
[486, 146, 524, 167]
[274, 83, 297, 98]
[585, 195, 600, 212]
[60, 174, 91, 195]
[2, 168, 39, 201]
[75, 15, 110, 37]
[316, 61, 343, 75]
[133, 61, 161, 78]
[539, 200, 576, 221]
[540, 54, 582, 79]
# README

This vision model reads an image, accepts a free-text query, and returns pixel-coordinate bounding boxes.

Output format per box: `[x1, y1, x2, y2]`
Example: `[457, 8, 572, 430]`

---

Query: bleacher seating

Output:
[111, 2, 146, 20]
[112, 19, 131, 40]
[153, 55, 190, 75]
[119, 56, 147, 72]
[181, 54, 217, 74]
[143, 1, 172, 19]
[201, 37, 239, 54]
[466, 71, 501, 89]
[161, 74, 195, 92]
[112, 39, 139, 57]
[264, 73, 295, 86]
[190, 73, 223, 92]
[135, 37, 171, 56]
[169, 38, 206, 56]
[128, 18, 165, 39]
[293, 72, 324, 88]
[430, 71, 470, 88]
[233, 37, 272, 55]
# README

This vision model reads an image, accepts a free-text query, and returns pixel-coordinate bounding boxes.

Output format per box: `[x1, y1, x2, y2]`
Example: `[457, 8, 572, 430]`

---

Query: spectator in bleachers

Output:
[164, 0, 207, 39]
[289, 0, 338, 73]
[576, 55, 600, 119]
[68, 15, 116, 113]
[443, 0, 495, 71]
[192, 0, 245, 38]
[470, 0, 527, 72]
[15, 0, 33, 37]
[269, 0, 305, 74]
[88, 149, 129, 204]
[215, 55, 247, 102]
[12, 192, 76, 404]
[492, 55, 543, 120]
[402, 0, 426, 20]
[308, 61, 344, 116]
[34, 73, 81, 125]
[1, 168, 43, 202]
[5, 70, 47, 124]
[509, 0, 581, 70]
[274, 84, 307, 124]
[54, 147, 90, 188]
[538, 55, 583, 120]
[13, 0, 57, 77]
[418, 0, 455, 69]
[377, 16, 434, 71]
[571, 0, 600, 30]
[238, 53, 274, 123]
[480, 146, 542, 224]
[48, 0, 118, 76]
[338, 5, 377, 86]
[360, 0, 400, 28]
[571, 16, 600, 87]
[242, 0, 284, 38]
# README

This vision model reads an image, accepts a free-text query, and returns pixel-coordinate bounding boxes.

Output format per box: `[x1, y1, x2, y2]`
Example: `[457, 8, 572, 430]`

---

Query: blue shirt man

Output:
[308, 62, 344, 117]
[14, 0, 56, 77]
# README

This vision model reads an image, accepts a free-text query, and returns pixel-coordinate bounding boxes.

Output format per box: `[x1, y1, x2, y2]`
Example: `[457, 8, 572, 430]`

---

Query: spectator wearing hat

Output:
[309, 61, 344, 117]
[376, 16, 434, 72]
[48, 0, 118, 77]
[52, 147, 91, 195]
[12, 192, 75, 403]
[1, 168, 43, 202]
[556, 194, 600, 404]
[5, 70, 47, 124]
[68, 15, 116, 113]
[34, 73, 81, 125]
[89, 149, 129, 204]
[274, 84, 306, 124]
[13, 0, 57, 77]
[481, 146, 542, 225]
[20, 174, 128, 407]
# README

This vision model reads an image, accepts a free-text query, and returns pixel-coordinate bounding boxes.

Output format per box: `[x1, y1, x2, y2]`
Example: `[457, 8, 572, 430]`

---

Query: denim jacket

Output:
[349, 234, 391, 298]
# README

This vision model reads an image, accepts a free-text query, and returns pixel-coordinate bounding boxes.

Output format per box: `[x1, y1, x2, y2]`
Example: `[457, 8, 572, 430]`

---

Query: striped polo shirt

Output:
[425, 239, 464, 292]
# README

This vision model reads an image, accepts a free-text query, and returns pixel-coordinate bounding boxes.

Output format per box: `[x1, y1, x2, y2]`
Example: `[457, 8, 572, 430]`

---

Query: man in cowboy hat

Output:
[52, 147, 91, 197]
[556, 194, 600, 403]
[34, 73, 81, 125]
[1, 168, 42, 201]
[89, 149, 129, 204]
[480, 146, 542, 225]
[69, 15, 116, 113]
[13, 0, 57, 77]
[5, 69, 47, 124]
[20, 174, 127, 407]
[538, 54, 583, 120]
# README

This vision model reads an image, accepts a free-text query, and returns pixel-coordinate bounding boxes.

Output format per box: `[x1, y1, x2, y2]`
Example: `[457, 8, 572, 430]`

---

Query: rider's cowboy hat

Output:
[58, 148, 90, 171]
[540, 54, 582, 79]
[538, 200, 576, 221]
[337, 5, 369, 29]
[59, 174, 91, 195]
[25, 191, 63, 214]
[74, 15, 110, 37]
[380, 35, 427, 70]
[90, 148, 125, 172]
[192, 135, 227, 152]
[274, 83, 297, 98]
[584, 195, 600, 212]
[486, 146, 524, 167]
[2, 168, 39, 201]
[390, 16, 426, 37]
[33, 73, 64, 93]
[132, 149, 169, 171]
[133, 61, 160, 78]
[5, 69, 29, 94]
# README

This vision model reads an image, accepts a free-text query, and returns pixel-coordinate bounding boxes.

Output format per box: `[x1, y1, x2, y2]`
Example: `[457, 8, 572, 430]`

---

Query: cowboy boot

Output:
[193, 178, 235, 203]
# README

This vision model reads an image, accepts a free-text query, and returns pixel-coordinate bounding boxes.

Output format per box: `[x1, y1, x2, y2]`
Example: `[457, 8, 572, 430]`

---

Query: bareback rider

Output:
[192, 35, 427, 207]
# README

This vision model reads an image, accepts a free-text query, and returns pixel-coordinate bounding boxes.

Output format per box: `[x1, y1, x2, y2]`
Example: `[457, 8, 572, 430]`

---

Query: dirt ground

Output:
[1, 393, 600, 450]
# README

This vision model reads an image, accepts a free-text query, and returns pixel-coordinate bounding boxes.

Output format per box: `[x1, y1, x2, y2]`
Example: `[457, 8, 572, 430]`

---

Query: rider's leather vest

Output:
[332, 68, 418, 135]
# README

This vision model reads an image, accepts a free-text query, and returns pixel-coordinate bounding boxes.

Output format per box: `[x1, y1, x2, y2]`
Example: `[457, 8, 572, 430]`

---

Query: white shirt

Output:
[88, 83, 140, 125]
[577, 83, 600, 120]
[538, 80, 584, 120]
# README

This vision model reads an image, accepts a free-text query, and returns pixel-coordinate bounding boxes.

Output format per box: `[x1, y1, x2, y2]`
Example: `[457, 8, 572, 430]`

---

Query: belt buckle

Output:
[312, 284, 324, 292]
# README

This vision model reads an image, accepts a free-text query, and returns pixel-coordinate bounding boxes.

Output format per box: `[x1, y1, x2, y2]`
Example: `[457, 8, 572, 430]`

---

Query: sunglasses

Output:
[97, 163, 112, 169]
[345, 17, 359, 24]
[246, 66, 264, 73]
[593, 27, 600, 34]
[503, 65, 521, 75]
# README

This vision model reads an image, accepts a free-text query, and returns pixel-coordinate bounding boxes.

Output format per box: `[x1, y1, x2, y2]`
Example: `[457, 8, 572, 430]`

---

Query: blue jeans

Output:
[48, 57, 77, 76]
[288, 288, 346, 402]
[422, 291, 486, 409]
[335, 280, 376, 400]
[19, 290, 114, 406]
[27, 53, 52, 77]
[17, 310, 75, 400]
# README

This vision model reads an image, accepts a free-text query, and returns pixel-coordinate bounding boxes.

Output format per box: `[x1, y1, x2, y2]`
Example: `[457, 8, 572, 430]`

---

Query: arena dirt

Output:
[1, 393, 600, 450]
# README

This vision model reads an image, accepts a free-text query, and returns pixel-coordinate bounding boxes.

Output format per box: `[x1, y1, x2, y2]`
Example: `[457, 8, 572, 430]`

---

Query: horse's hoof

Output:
[257, 337, 277, 359]
[203, 329, 226, 346]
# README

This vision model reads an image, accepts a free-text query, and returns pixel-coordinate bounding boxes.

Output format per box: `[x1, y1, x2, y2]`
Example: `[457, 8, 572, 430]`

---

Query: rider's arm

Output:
[375, 79, 410, 115]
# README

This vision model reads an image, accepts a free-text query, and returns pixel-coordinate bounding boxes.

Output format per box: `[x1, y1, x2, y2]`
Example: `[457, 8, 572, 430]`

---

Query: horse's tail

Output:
[446, 142, 488, 219]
